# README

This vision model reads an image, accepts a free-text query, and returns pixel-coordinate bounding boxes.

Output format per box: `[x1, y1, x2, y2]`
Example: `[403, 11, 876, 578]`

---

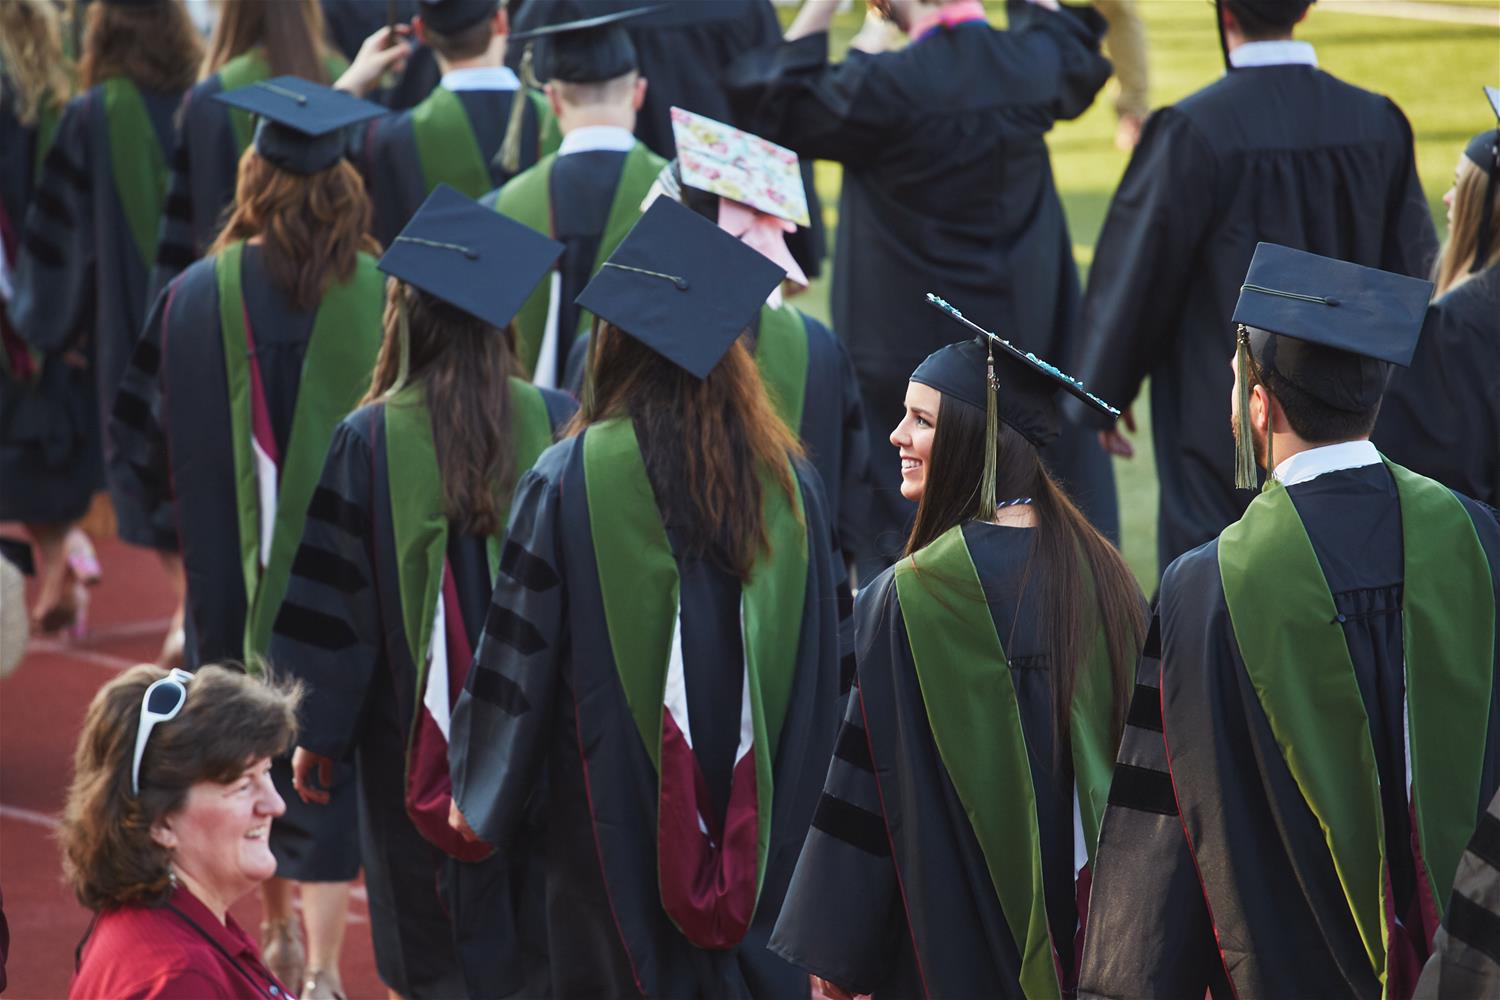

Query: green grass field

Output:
[781, 0, 1499, 586]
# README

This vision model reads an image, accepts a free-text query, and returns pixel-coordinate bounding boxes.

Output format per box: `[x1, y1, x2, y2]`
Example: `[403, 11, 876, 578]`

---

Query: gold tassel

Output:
[979, 339, 999, 519]
[1233, 325, 1258, 490]
[497, 44, 535, 176]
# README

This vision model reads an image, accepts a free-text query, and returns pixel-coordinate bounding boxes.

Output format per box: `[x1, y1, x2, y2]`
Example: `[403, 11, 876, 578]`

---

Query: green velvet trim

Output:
[411, 86, 490, 199]
[102, 77, 168, 269]
[754, 303, 809, 436]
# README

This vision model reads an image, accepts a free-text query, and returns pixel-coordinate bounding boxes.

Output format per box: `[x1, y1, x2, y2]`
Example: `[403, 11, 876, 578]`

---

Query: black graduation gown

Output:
[725, 5, 1117, 569]
[447, 434, 851, 999]
[9, 82, 182, 550]
[770, 521, 1113, 997]
[268, 390, 575, 1000]
[1412, 785, 1500, 999]
[1079, 466, 1500, 999]
[357, 87, 544, 247]
[111, 246, 368, 882]
[0, 80, 101, 524]
[1374, 267, 1500, 507]
[1068, 64, 1440, 573]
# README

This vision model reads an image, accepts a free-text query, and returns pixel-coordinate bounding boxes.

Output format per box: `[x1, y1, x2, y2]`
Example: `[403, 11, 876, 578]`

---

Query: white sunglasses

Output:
[131, 668, 194, 796]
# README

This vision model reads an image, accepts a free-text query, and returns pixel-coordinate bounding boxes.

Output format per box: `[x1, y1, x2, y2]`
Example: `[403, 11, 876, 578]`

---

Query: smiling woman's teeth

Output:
[245, 827, 267, 839]
[902, 458, 921, 470]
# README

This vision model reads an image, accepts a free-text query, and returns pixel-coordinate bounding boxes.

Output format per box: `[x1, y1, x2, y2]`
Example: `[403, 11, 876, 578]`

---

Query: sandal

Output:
[301, 969, 346, 1000]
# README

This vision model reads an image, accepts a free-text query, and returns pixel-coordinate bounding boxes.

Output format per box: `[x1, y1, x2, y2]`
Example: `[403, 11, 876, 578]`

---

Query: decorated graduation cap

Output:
[1231, 242, 1433, 488]
[919, 294, 1120, 514]
[415, 0, 498, 34]
[213, 77, 385, 176]
[1465, 86, 1500, 273]
[575, 197, 785, 380]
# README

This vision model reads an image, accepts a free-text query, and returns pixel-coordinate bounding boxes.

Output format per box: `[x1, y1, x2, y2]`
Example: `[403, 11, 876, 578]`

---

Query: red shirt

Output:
[70, 886, 294, 1000]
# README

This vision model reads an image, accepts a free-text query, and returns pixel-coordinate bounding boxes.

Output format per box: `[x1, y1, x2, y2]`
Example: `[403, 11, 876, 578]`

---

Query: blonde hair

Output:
[0, 0, 74, 127]
[1433, 154, 1500, 298]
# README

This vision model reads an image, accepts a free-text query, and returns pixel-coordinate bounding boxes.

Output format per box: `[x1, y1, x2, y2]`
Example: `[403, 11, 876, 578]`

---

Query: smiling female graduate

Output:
[765, 297, 1146, 1000]
[268, 185, 573, 1000]
[446, 196, 851, 999]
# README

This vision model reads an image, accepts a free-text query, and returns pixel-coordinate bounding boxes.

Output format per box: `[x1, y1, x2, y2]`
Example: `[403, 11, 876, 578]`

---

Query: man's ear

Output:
[413, 15, 429, 45]
[495, 8, 509, 36]
[1250, 382, 1271, 435]
[545, 82, 563, 119]
[633, 75, 648, 112]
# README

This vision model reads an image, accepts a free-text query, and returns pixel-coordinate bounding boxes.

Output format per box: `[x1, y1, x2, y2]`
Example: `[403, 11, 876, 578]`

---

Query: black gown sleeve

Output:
[448, 460, 566, 852]
[1380, 99, 1440, 280]
[1068, 107, 1218, 428]
[833, 335, 874, 573]
[1006, 0, 1113, 122]
[106, 283, 174, 533]
[1414, 787, 1500, 999]
[268, 416, 384, 761]
[1077, 616, 1224, 999]
[10, 95, 93, 353]
[148, 101, 199, 303]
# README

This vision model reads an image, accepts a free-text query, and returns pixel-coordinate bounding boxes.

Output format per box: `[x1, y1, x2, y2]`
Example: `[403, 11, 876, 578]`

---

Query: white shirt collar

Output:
[440, 66, 519, 92]
[1272, 440, 1380, 487]
[1229, 39, 1318, 69]
[558, 125, 637, 156]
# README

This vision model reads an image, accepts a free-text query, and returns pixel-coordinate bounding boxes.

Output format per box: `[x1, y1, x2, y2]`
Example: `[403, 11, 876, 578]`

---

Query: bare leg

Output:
[300, 880, 351, 998]
[259, 876, 305, 990]
[157, 550, 186, 667]
[26, 522, 76, 633]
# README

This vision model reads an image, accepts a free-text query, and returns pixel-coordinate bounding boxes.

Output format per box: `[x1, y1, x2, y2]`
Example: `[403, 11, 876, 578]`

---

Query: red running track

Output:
[0, 532, 386, 999]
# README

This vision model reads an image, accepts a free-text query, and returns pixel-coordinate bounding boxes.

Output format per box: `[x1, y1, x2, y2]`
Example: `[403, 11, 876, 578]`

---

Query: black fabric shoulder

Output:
[536, 386, 579, 434]
[1157, 535, 1221, 620]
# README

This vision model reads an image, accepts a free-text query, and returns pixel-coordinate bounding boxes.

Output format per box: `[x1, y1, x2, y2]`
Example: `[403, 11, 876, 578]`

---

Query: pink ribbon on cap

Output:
[717, 199, 808, 289]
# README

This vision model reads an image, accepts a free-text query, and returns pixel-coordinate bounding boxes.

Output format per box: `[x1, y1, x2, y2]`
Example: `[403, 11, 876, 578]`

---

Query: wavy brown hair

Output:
[207, 150, 379, 312]
[1433, 154, 1500, 298]
[0, 0, 73, 127]
[201, 0, 333, 83]
[60, 664, 300, 912]
[361, 281, 525, 537]
[78, 0, 202, 93]
[905, 397, 1146, 758]
[573, 322, 803, 581]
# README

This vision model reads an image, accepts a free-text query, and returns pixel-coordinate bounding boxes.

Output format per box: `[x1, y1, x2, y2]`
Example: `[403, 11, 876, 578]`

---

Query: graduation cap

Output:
[415, 0, 498, 34]
[213, 77, 385, 176]
[510, 3, 660, 83]
[1464, 86, 1500, 273]
[919, 294, 1120, 513]
[575, 197, 785, 380]
[1230, 242, 1433, 487]
[379, 183, 563, 332]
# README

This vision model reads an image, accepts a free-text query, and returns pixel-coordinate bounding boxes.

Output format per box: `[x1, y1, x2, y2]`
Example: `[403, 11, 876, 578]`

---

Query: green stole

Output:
[581, 417, 808, 928]
[383, 379, 553, 700]
[412, 87, 560, 201]
[754, 303, 809, 436]
[101, 78, 169, 270]
[1218, 459, 1496, 994]
[894, 523, 1117, 1000]
[218, 49, 350, 153]
[496, 141, 666, 378]
[216, 244, 386, 662]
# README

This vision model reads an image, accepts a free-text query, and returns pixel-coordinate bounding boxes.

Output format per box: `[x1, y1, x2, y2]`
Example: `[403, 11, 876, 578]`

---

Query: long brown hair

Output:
[78, 0, 202, 93]
[201, 0, 332, 83]
[905, 396, 1145, 754]
[1433, 154, 1500, 297]
[207, 150, 379, 312]
[0, 0, 73, 126]
[572, 322, 803, 581]
[361, 282, 523, 537]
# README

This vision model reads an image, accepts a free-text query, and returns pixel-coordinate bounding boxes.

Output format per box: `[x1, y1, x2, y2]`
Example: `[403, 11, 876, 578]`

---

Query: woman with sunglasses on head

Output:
[1373, 89, 1500, 506]
[269, 185, 573, 1000]
[766, 300, 1146, 999]
[62, 663, 301, 999]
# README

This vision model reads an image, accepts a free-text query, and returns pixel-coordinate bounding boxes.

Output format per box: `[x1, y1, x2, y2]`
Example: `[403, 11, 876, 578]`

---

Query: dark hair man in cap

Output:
[484, 4, 664, 389]
[338, 0, 561, 246]
[725, 0, 1120, 578]
[1079, 245, 1500, 1000]
[1067, 0, 1439, 579]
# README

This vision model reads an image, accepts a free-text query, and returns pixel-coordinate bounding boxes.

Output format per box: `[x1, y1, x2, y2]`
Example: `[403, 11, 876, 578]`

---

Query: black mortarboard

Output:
[378, 184, 563, 330]
[1230, 243, 1432, 486]
[575, 197, 784, 380]
[1464, 86, 1500, 273]
[511, 3, 657, 83]
[917, 296, 1121, 448]
[416, 0, 498, 34]
[213, 77, 385, 176]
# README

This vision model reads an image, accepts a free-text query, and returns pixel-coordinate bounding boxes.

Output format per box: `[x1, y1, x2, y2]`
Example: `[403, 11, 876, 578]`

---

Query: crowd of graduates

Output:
[1, 0, 1499, 997]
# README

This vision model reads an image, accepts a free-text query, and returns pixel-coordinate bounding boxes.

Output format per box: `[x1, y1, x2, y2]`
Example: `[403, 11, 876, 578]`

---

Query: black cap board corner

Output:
[416, 0, 499, 34]
[378, 184, 563, 331]
[212, 77, 385, 176]
[575, 197, 785, 380]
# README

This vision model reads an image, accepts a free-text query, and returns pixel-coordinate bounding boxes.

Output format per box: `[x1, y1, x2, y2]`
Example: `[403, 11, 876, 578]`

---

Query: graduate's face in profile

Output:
[1443, 153, 1468, 227]
[892, 381, 940, 502]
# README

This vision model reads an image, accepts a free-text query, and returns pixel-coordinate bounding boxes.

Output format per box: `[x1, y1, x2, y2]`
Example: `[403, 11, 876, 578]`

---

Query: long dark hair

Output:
[78, 0, 201, 93]
[571, 322, 803, 581]
[201, 0, 331, 83]
[906, 394, 1145, 753]
[361, 281, 522, 537]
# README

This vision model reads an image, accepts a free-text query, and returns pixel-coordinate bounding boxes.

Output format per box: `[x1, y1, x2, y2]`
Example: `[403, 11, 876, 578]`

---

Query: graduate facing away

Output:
[447, 197, 851, 999]
[1080, 245, 1500, 1000]
[767, 299, 1145, 999]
